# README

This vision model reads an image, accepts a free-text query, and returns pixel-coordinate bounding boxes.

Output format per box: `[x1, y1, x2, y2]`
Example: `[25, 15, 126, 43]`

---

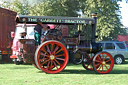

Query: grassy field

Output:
[0, 61, 128, 85]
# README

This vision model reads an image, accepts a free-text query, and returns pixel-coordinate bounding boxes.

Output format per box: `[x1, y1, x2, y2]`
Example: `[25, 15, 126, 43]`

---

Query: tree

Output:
[1, 0, 127, 41]
[29, 0, 80, 16]
[0, 0, 12, 8]
[79, 0, 127, 41]
[0, 0, 30, 15]
[12, 0, 30, 15]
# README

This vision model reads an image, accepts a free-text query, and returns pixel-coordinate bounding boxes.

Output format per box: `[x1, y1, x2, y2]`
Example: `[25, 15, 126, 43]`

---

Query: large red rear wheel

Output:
[92, 52, 114, 74]
[35, 40, 69, 74]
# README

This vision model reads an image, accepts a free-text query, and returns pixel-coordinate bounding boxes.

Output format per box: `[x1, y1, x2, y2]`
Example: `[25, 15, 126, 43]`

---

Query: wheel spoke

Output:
[56, 57, 65, 61]
[53, 45, 59, 54]
[88, 61, 92, 66]
[55, 54, 64, 57]
[41, 59, 50, 65]
[104, 56, 108, 61]
[53, 61, 59, 70]
[40, 53, 49, 57]
[98, 64, 102, 70]
[54, 59, 61, 66]
[87, 55, 91, 59]
[86, 64, 90, 68]
[95, 60, 101, 63]
[86, 61, 92, 68]
[106, 59, 111, 63]
[50, 61, 53, 70]
[55, 48, 63, 55]
[103, 64, 109, 70]
[39, 58, 47, 62]
[46, 61, 50, 69]
[97, 55, 101, 60]
[41, 48, 49, 55]
[95, 63, 101, 67]
[50, 43, 54, 53]
[46, 45, 51, 54]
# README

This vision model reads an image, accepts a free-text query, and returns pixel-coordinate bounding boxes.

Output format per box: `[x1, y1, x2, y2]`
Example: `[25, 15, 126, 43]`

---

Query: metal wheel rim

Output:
[35, 40, 68, 74]
[93, 52, 114, 74]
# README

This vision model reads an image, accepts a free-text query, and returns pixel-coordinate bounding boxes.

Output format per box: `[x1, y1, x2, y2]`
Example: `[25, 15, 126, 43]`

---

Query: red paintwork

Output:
[48, 24, 55, 29]
[93, 52, 114, 74]
[35, 40, 69, 74]
[126, 45, 128, 49]
[10, 55, 17, 58]
[0, 7, 17, 55]
[117, 35, 128, 50]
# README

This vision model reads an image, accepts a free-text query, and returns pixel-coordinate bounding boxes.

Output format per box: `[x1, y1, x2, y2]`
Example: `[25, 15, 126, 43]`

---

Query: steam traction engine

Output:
[11, 13, 114, 74]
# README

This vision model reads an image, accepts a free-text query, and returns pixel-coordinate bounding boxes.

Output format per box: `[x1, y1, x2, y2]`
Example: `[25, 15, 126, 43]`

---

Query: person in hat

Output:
[34, 20, 43, 46]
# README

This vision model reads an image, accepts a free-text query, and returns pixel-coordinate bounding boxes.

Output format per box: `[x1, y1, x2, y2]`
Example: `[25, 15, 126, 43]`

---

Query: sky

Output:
[118, 0, 128, 27]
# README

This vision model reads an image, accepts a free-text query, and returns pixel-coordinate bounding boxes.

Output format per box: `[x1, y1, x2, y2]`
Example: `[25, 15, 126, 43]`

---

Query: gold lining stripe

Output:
[91, 15, 98, 17]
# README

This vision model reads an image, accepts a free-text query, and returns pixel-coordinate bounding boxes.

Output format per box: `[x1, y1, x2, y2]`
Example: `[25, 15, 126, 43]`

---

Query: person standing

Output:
[34, 20, 43, 46]
[41, 25, 50, 43]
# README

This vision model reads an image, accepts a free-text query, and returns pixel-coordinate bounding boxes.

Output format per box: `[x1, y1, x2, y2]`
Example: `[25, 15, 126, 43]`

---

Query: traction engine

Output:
[10, 13, 114, 74]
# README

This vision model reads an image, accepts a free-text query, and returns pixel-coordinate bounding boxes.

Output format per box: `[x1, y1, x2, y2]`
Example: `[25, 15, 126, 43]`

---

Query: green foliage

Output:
[0, 0, 30, 15]
[0, 0, 127, 41]
[0, 0, 12, 8]
[80, 0, 127, 41]
[12, 0, 30, 15]
[29, 0, 80, 16]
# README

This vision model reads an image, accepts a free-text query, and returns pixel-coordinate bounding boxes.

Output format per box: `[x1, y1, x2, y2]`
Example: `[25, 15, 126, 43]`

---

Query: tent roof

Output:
[118, 35, 128, 41]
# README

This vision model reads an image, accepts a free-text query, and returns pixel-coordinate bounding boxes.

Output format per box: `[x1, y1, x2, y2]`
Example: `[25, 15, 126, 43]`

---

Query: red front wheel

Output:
[35, 40, 69, 74]
[92, 52, 114, 74]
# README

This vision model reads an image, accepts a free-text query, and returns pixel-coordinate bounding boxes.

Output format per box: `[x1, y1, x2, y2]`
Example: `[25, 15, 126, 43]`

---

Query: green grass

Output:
[0, 61, 128, 85]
